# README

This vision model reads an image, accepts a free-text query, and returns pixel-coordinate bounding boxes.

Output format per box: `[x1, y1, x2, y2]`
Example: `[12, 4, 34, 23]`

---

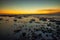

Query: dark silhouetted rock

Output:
[40, 18, 47, 21]
[22, 32, 26, 37]
[50, 19, 56, 22]
[29, 19, 35, 23]
[55, 21, 60, 25]
[47, 23, 51, 26]
[14, 19, 17, 22]
[14, 29, 21, 33]
[15, 16, 22, 19]
[0, 18, 3, 21]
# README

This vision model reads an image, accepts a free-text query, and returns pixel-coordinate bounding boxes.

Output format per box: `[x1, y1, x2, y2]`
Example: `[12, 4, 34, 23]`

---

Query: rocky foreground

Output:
[0, 15, 60, 40]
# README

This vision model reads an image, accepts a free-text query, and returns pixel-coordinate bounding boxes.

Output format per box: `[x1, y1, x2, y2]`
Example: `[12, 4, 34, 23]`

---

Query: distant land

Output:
[0, 12, 60, 16]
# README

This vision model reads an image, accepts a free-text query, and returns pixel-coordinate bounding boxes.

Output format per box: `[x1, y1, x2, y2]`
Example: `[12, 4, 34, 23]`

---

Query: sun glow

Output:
[0, 9, 60, 14]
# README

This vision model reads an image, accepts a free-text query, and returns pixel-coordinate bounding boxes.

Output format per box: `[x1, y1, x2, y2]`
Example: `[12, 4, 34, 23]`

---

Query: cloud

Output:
[36, 9, 60, 14]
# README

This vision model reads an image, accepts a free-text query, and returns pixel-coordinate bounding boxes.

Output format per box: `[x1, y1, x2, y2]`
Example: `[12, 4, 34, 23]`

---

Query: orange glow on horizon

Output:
[0, 9, 60, 14]
[37, 9, 60, 14]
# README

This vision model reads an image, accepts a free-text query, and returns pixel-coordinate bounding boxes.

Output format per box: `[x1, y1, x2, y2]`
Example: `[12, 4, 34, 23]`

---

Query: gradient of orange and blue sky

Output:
[0, 0, 60, 14]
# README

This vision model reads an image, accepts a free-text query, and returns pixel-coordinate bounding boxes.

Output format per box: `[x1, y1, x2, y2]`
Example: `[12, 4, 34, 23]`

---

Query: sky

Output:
[0, 0, 60, 14]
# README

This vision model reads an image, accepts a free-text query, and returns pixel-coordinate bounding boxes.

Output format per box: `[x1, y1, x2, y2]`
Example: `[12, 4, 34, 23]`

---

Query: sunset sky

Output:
[0, 0, 60, 14]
